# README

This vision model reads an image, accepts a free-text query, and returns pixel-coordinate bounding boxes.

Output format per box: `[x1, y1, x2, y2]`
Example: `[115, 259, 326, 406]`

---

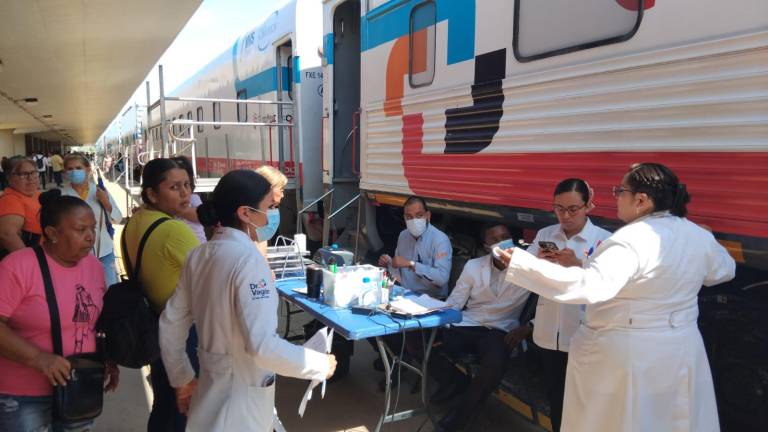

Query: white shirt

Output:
[446, 254, 530, 332]
[388, 223, 452, 297]
[527, 218, 611, 352]
[160, 227, 328, 431]
[505, 212, 735, 432]
[61, 181, 122, 258]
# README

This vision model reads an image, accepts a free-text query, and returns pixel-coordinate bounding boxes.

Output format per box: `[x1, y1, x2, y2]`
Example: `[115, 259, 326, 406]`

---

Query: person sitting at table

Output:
[431, 223, 532, 431]
[378, 196, 452, 298]
[372, 196, 453, 376]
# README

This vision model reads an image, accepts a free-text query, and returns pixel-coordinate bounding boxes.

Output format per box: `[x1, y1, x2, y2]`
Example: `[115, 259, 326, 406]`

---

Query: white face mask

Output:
[406, 218, 428, 237]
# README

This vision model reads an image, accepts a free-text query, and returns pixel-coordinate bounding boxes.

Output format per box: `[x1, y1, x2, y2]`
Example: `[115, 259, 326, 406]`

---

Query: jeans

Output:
[98, 253, 119, 287]
[0, 394, 94, 432]
[147, 326, 199, 432]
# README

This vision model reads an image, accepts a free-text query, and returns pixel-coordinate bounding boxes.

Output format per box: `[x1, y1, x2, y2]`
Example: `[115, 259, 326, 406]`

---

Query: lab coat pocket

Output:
[197, 349, 233, 377]
[246, 382, 276, 431]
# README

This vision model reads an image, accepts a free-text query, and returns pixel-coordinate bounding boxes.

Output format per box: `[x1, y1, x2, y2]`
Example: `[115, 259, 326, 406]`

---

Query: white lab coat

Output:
[527, 219, 611, 351]
[505, 212, 735, 432]
[160, 227, 329, 432]
[446, 255, 529, 332]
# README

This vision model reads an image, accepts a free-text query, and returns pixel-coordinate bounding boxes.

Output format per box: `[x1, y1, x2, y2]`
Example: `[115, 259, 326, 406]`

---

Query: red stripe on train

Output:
[402, 113, 768, 239]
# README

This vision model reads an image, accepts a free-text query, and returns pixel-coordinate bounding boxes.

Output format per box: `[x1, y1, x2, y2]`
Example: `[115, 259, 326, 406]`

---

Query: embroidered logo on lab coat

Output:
[250, 279, 269, 300]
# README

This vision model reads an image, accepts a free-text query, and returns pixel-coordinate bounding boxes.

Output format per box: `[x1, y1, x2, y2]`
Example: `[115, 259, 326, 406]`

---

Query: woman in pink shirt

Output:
[0, 190, 119, 432]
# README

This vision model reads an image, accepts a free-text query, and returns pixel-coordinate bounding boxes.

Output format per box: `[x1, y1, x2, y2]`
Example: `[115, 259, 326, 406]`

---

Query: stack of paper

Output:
[384, 294, 452, 316]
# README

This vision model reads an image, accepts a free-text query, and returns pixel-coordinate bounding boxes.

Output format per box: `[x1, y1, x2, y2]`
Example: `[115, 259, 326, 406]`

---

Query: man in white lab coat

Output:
[432, 224, 531, 431]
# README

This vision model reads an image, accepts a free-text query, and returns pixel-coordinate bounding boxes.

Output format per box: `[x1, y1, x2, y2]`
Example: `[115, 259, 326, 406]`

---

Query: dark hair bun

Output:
[197, 202, 219, 226]
[39, 189, 63, 208]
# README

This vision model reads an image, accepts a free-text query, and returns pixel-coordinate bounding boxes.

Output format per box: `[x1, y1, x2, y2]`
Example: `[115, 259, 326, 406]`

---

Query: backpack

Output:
[35, 155, 44, 169]
[96, 217, 169, 368]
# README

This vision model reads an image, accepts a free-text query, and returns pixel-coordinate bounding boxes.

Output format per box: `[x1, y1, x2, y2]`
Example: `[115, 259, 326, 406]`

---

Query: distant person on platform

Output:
[378, 196, 452, 298]
[32, 152, 46, 189]
[50, 151, 64, 188]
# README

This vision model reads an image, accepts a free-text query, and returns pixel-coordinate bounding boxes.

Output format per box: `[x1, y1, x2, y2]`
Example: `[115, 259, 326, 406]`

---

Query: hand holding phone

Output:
[538, 241, 559, 252]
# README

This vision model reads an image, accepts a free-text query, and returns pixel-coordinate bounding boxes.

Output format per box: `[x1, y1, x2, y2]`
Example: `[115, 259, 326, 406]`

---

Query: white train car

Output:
[147, 0, 325, 232]
[322, 0, 768, 429]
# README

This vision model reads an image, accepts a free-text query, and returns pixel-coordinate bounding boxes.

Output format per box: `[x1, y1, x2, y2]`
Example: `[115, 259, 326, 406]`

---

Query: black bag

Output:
[35, 155, 45, 169]
[33, 245, 105, 422]
[96, 217, 169, 368]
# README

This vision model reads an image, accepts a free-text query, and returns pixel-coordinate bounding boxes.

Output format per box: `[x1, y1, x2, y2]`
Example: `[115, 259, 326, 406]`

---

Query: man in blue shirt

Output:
[379, 196, 452, 298]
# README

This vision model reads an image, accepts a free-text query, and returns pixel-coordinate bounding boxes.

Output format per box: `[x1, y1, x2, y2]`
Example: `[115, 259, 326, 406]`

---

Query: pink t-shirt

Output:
[0, 247, 106, 396]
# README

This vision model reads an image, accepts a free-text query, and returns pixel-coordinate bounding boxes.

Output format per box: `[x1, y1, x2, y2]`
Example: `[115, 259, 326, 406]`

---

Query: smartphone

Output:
[538, 241, 559, 252]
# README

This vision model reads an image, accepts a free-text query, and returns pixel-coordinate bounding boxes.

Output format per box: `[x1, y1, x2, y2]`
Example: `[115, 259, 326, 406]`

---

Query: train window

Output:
[196, 107, 204, 133]
[409, 1, 436, 88]
[513, 0, 643, 62]
[213, 102, 221, 130]
[237, 89, 247, 123]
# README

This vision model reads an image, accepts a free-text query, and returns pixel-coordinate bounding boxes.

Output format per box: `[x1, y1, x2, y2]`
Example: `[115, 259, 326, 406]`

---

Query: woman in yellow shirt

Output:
[121, 158, 200, 432]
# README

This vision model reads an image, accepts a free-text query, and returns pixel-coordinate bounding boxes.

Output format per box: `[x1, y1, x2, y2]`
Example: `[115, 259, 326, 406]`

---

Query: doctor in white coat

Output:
[159, 169, 336, 432]
[498, 163, 735, 432]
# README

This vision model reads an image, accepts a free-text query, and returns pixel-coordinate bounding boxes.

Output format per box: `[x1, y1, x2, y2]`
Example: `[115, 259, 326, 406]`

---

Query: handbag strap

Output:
[121, 217, 170, 281]
[33, 245, 64, 357]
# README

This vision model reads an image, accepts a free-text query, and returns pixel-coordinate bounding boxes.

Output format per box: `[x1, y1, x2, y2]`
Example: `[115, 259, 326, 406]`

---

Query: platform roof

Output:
[0, 0, 202, 146]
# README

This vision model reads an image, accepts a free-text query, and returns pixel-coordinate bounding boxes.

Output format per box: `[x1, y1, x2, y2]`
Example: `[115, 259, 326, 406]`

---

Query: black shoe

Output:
[436, 410, 466, 432]
[431, 374, 469, 403]
[373, 357, 384, 371]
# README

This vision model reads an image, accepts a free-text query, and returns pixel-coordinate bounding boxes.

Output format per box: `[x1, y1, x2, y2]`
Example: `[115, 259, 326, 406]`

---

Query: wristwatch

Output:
[409, 260, 416, 270]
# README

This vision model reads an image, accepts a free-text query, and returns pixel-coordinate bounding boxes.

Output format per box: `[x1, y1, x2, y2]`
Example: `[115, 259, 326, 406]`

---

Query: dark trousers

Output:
[147, 326, 199, 432]
[53, 171, 62, 187]
[431, 326, 510, 425]
[541, 348, 568, 432]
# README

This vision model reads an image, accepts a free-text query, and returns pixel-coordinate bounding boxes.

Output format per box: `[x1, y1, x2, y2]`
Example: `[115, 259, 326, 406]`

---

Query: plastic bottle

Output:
[328, 256, 337, 274]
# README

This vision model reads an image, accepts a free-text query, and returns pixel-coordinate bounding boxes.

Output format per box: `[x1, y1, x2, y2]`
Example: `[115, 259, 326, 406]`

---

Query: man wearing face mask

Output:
[378, 196, 452, 298]
[431, 223, 531, 431]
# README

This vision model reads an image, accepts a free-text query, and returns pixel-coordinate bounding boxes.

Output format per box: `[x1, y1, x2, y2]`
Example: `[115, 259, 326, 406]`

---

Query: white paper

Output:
[298, 327, 334, 417]
[386, 294, 451, 315]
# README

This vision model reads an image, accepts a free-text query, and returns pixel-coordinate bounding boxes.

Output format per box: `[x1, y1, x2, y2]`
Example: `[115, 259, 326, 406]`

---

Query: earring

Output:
[635, 207, 639, 216]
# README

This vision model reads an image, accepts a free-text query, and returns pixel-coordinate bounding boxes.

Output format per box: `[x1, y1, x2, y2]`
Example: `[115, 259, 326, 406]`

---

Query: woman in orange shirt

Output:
[0, 157, 42, 258]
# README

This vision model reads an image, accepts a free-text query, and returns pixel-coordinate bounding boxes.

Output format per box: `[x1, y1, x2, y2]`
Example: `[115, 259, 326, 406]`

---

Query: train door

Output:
[276, 40, 298, 234]
[324, 0, 361, 246]
[332, 0, 360, 182]
[276, 41, 296, 185]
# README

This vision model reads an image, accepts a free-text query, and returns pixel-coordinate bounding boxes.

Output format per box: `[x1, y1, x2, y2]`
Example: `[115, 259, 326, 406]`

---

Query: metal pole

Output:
[145, 80, 153, 166]
[159, 65, 169, 158]
[190, 126, 197, 180]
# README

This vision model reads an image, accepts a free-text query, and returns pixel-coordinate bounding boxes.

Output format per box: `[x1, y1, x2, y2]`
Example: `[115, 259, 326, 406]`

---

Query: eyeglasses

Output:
[611, 186, 634, 198]
[11, 170, 39, 180]
[553, 204, 586, 215]
[246, 206, 267, 215]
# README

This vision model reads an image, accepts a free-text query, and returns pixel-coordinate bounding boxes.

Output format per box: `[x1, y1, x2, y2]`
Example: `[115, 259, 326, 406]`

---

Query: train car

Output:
[321, 0, 768, 429]
[146, 0, 325, 234]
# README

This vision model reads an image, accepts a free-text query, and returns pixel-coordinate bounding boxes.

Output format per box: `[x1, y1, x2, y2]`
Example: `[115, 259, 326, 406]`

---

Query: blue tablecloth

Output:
[276, 278, 462, 340]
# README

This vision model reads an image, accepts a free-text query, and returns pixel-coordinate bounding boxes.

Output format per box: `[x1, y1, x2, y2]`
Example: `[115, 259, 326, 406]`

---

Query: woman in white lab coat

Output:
[499, 163, 735, 432]
[159, 169, 336, 432]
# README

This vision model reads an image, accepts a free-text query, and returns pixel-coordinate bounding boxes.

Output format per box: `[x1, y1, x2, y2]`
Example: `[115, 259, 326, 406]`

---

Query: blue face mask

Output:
[67, 169, 87, 185]
[247, 207, 280, 242]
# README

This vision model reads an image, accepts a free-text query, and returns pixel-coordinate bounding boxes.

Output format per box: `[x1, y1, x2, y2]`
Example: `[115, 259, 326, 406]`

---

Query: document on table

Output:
[298, 326, 334, 417]
[383, 294, 452, 316]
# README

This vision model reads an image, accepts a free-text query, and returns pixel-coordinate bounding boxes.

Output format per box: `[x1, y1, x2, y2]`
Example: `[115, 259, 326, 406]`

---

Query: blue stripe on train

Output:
[361, 0, 475, 65]
[235, 66, 291, 97]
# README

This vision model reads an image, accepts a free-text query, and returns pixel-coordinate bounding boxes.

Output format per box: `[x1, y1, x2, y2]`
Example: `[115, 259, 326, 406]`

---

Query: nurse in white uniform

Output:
[159, 169, 337, 432]
[499, 163, 735, 432]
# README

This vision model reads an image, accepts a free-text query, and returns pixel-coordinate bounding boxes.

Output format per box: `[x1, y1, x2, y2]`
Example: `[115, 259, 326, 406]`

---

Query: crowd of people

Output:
[0, 156, 735, 432]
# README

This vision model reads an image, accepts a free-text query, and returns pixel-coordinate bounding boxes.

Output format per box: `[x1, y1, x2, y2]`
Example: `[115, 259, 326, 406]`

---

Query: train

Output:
[111, 0, 768, 429]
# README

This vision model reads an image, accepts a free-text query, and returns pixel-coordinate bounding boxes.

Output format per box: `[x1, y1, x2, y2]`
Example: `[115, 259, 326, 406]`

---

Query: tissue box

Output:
[323, 264, 383, 308]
